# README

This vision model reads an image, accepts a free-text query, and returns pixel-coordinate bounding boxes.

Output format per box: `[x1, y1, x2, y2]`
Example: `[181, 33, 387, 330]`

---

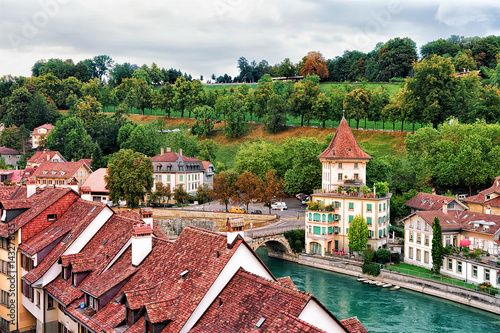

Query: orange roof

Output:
[28, 150, 66, 164]
[31, 123, 54, 136]
[318, 118, 371, 160]
[32, 161, 90, 179]
[202, 161, 212, 169]
[151, 151, 201, 163]
[404, 192, 465, 211]
[81, 168, 108, 193]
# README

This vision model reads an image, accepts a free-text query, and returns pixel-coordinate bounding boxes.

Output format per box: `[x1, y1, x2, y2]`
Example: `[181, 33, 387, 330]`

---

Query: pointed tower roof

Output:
[318, 118, 371, 160]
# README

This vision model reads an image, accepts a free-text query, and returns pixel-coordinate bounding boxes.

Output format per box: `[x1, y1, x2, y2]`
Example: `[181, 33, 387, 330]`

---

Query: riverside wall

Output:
[271, 253, 500, 315]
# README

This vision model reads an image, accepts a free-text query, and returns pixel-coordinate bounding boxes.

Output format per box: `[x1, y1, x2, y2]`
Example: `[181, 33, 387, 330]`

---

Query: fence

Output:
[383, 265, 499, 296]
[246, 225, 304, 238]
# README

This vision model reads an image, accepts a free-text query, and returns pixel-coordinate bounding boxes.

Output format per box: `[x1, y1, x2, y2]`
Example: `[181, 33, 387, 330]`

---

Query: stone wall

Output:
[152, 209, 278, 234]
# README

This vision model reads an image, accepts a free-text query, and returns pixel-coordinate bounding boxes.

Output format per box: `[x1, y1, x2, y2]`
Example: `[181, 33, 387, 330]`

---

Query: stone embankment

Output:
[269, 252, 500, 315]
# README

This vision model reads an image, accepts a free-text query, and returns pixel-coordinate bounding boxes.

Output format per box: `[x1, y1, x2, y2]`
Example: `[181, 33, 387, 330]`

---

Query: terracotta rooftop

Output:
[31, 123, 55, 136]
[0, 170, 24, 184]
[81, 168, 108, 193]
[28, 150, 66, 164]
[32, 161, 90, 179]
[341, 317, 368, 333]
[0, 146, 20, 155]
[462, 176, 500, 206]
[318, 117, 371, 160]
[151, 151, 202, 163]
[410, 210, 500, 235]
[404, 192, 467, 211]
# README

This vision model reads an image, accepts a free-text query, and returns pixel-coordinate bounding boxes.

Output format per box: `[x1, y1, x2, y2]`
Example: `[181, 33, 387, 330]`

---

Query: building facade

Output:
[151, 147, 205, 195]
[305, 118, 390, 255]
[462, 176, 500, 215]
[30, 124, 54, 149]
[31, 161, 92, 189]
[0, 147, 22, 168]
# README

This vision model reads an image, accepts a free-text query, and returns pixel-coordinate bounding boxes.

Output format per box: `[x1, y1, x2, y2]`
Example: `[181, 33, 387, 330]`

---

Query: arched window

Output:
[313, 213, 320, 221]
[328, 214, 334, 222]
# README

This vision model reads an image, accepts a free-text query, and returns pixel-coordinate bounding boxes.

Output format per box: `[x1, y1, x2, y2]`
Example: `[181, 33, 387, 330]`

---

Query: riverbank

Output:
[269, 252, 500, 315]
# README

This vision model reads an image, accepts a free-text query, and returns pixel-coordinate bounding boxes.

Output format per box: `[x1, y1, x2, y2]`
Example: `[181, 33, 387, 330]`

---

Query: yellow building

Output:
[462, 176, 500, 215]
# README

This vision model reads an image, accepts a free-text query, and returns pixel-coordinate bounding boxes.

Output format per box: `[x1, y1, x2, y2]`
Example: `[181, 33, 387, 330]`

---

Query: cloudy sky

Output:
[1, 0, 500, 80]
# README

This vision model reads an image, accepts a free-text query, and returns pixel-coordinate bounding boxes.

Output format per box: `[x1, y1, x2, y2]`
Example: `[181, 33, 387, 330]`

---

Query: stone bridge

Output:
[248, 232, 294, 254]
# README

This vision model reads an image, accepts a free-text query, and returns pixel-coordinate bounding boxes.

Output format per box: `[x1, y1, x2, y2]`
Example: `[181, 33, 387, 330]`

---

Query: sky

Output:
[1, 0, 500, 81]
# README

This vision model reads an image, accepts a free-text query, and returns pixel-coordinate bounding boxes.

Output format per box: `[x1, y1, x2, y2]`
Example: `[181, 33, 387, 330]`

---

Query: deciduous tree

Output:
[348, 215, 369, 253]
[234, 171, 260, 211]
[300, 51, 329, 79]
[211, 171, 238, 211]
[258, 170, 284, 214]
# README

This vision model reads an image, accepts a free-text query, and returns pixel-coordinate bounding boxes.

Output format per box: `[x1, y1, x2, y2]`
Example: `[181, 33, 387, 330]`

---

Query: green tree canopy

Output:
[348, 215, 369, 252]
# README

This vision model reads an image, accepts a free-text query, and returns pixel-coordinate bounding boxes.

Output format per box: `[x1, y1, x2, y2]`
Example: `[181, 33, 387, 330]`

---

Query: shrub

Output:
[376, 248, 392, 264]
[393, 253, 401, 264]
[362, 262, 380, 276]
[325, 204, 334, 211]
[443, 245, 452, 256]
[283, 229, 305, 253]
[362, 248, 375, 263]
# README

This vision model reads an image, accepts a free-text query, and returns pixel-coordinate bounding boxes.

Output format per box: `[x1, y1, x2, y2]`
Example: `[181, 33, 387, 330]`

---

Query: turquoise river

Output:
[256, 248, 500, 333]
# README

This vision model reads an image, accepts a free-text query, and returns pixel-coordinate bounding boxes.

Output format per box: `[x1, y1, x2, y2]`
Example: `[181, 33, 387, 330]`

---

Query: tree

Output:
[283, 138, 323, 195]
[173, 184, 190, 204]
[191, 106, 219, 136]
[174, 76, 191, 118]
[0, 125, 29, 153]
[278, 58, 296, 78]
[234, 140, 282, 179]
[92, 55, 114, 81]
[74, 95, 102, 129]
[343, 88, 370, 129]
[283, 229, 305, 253]
[431, 217, 444, 273]
[258, 170, 284, 214]
[105, 149, 153, 208]
[348, 215, 369, 253]
[313, 92, 331, 128]
[263, 93, 287, 133]
[126, 78, 153, 115]
[234, 171, 260, 211]
[300, 51, 329, 79]
[211, 171, 238, 211]
[197, 139, 218, 162]
[290, 79, 320, 126]
[377, 37, 417, 81]
[46, 117, 98, 161]
[195, 183, 211, 204]
[153, 84, 174, 117]
[154, 182, 171, 204]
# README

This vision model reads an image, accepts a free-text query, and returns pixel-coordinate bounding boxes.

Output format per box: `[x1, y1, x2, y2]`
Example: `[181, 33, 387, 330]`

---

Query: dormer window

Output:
[63, 267, 71, 280]
[52, 171, 57, 175]
[43, 171, 48, 175]
[87, 294, 97, 310]
[47, 214, 57, 221]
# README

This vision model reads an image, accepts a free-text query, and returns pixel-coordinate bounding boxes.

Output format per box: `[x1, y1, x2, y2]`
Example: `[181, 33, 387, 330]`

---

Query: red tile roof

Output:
[82, 168, 108, 193]
[202, 161, 212, 169]
[78, 159, 92, 169]
[0, 185, 25, 201]
[31, 123, 55, 136]
[318, 118, 371, 160]
[151, 151, 202, 163]
[0, 170, 24, 184]
[410, 210, 500, 235]
[28, 150, 65, 164]
[463, 176, 500, 206]
[404, 192, 466, 211]
[32, 161, 90, 179]
[341, 317, 368, 333]
[0, 146, 20, 155]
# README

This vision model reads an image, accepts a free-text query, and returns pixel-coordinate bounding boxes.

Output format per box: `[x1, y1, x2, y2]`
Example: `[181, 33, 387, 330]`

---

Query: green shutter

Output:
[322, 214, 326, 222]
[328, 227, 333, 234]
[379, 230, 382, 237]
[309, 213, 312, 220]
[328, 214, 334, 222]
[322, 227, 326, 235]
[349, 202, 354, 209]
[346, 227, 349, 234]
[349, 215, 353, 223]
[367, 217, 372, 225]
[383, 203, 386, 210]
[313, 226, 321, 234]
[367, 204, 372, 211]
[313, 213, 320, 221]
[167, 175, 171, 182]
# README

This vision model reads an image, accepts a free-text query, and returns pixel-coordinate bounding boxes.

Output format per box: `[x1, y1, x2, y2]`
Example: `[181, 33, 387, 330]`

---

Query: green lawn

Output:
[319, 82, 403, 96]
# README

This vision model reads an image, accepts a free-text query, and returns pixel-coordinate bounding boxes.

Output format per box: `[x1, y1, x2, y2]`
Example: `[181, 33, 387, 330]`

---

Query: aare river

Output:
[256, 247, 500, 333]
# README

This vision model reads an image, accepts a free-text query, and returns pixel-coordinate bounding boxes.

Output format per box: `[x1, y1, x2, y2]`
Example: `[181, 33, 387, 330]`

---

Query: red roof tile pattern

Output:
[404, 192, 464, 211]
[28, 150, 65, 164]
[0, 170, 24, 184]
[151, 151, 202, 163]
[191, 268, 336, 333]
[463, 176, 500, 206]
[78, 159, 92, 169]
[411, 210, 500, 235]
[31, 123, 55, 136]
[318, 118, 371, 160]
[32, 161, 90, 179]
[0, 185, 22, 201]
[82, 168, 108, 193]
[0, 146, 20, 155]
[277, 276, 298, 290]
[341, 317, 368, 333]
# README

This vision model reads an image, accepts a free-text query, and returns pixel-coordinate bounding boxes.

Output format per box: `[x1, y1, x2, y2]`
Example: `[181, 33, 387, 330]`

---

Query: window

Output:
[0, 238, 8, 250]
[424, 223, 429, 232]
[448, 258, 453, 270]
[424, 251, 429, 264]
[485, 269, 490, 281]
[0, 259, 11, 275]
[22, 280, 34, 302]
[354, 174, 358, 180]
[457, 261, 462, 273]
[348, 215, 353, 223]
[379, 230, 382, 238]
[367, 204, 372, 212]
[417, 221, 421, 230]
[47, 295, 54, 310]
[379, 204, 382, 212]
[417, 233, 421, 244]
[338, 163, 343, 169]
[409, 232, 413, 242]
[334, 201, 341, 208]
[36, 291, 40, 308]
[348, 202, 354, 210]
[88, 295, 96, 310]
[1, 290, 9, 307]
[338, 173, 343, 181]
[445, 236, 451, 246]
[354, 163, 358, 169]
[179, 175, 183, 182]
[313, 226, 321, 235]
[425, 235, 429, 246]
[383, 203, 386, 211]
[416, 249, 421, 261]
[47, 214, 57, 221]
[472, 265, 478, 278]
[408, 247, 413, 259]
[410, 220, 413, 228]
[167, 175, 171, 182]
[367, 217, 372, 225]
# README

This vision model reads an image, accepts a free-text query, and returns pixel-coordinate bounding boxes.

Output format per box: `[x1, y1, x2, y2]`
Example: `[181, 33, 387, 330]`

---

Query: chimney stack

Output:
[47, 154, 50, 162]
[179, 148, 183, 157]
[486, 205, 491, 215]
[132, 222, 153, 266]
[432, 188, 436, 195]
[140, 208, 153, 226]
[27, 177, 36, 198]
[442, 200, 448, 214]
[161, 147, 164, 155]
[226, 217, 244, 248]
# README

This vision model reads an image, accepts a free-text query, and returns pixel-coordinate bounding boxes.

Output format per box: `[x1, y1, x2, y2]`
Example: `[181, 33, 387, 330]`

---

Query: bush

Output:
[362, 248, 375, 263]
[362, 262, 380, 276]
[443, 245, 452, 256]
[283, 229, 305, 253]
[393, 253, 401, 264]
[376, 248, 392, 264]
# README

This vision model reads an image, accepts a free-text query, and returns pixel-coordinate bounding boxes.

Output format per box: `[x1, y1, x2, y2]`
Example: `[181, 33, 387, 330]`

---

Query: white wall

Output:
[57, 307, 79, 333]
[299, 300, 346, 333]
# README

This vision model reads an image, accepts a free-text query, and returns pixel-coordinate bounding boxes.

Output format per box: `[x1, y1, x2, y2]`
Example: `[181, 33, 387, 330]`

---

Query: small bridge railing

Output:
[246, 225, 304, 238]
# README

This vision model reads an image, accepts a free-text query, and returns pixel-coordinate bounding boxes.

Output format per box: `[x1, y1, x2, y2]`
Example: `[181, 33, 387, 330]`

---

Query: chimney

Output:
[27, 177, 36, 198]
[442, 200, 448, 214]
[132, 222, 153, 266]
[226, 217, 244, 248]
[140, 208, 153, 226]
[47, 154, 50, 162]
[179, 148, 183, 157]
[166, 147, 171, 153]
[431, 188, 436, 195]
[161, 147, 164, 155]
[486, 205, 491, 215]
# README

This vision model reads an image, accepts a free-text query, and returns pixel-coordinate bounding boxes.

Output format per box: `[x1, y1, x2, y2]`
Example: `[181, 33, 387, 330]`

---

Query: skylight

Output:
[255, 317, 266, 328]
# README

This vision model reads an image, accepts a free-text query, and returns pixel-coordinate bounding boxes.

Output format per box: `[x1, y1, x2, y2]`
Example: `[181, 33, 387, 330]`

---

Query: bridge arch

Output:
[249, 234, 293, 255]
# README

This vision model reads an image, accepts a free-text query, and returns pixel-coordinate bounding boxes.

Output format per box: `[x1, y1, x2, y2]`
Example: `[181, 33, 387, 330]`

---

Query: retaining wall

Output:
[284, 254, 500, 315]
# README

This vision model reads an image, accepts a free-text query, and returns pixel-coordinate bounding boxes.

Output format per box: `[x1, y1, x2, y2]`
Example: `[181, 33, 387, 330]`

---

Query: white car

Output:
[271, 202, 288, 210]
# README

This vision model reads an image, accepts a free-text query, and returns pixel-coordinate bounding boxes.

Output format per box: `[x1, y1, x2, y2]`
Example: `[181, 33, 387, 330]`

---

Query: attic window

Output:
[102, 239, 108, 246]
[43, 171, 48, 175]
[61, 172, 66, 176]
[62, 233, 72, 243]
[51, 171, 57, 175]
[255, 317, 266, 328]
[47, 214, 57, 221]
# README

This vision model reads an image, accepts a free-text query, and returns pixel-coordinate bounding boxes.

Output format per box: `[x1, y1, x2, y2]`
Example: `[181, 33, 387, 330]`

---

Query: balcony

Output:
[307, 232, 335, 240]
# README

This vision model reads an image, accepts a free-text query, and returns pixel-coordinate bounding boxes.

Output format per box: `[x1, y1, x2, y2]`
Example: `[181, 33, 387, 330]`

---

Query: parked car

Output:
[296, 193, 306, 201]
[271, 202, 288, 210]
[250, 210, 262, 214]
[301, 196, 310, 205]
[229, 206, 246, 213]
